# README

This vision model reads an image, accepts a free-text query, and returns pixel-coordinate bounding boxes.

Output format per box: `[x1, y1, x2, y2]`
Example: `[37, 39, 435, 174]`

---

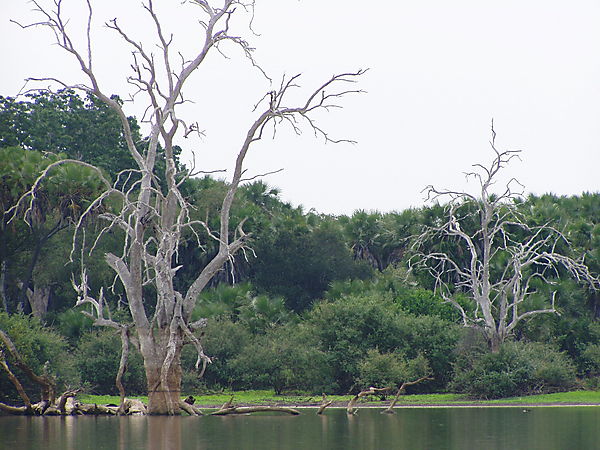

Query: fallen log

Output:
[211, 406, 300, 416]
[179, 399, 204, 416]
[347, 387, 392, 415]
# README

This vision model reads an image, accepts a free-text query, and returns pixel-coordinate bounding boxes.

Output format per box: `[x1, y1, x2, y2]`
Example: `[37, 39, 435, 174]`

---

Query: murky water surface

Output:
[2, 407, 600, 449]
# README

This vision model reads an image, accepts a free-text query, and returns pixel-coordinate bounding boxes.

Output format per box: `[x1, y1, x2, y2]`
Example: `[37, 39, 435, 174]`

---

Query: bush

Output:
[75, 330, 145, 395]
[307, 293, 459, 392]
[52, 309, 94, 344]
[191, 318, 252, 390]
[229, 324, 335, 394]
[0, 312, 77, 403]
[451, 341, 576, 399]
[580, 344, 600, 377]
[357, 350, 430, 391]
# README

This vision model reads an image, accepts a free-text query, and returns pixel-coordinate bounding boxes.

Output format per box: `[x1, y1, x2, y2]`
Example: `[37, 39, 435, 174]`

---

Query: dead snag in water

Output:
[317, 393, 333, 415]
[381, 376, 434, 414]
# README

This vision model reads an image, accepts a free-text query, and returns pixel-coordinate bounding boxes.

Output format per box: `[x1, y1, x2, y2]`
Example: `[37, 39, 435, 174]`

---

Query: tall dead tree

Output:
[414, 125, 599, 352]
[13, 0, 364, 414]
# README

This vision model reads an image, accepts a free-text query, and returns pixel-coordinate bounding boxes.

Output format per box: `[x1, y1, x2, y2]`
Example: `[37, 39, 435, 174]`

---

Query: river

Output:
[2, 406, 599, 449]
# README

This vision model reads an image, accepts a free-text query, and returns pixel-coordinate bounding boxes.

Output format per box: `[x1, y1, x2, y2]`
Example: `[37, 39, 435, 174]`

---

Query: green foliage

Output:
[194, 318, 252, 389]
[0, 91, 139, 178]
[192, 283, 295, 334]
[229, 324, 335, 394]
[451, 341, 576, 399]
[75, 330, 145, 395]
[51, 309, 95, 344]
[356, 350, 430, 390]
[192, 282, 254, 320]
[0, 146, 111, 315]
[580, 343, 600, 376]
[0, 313, 77, 403]
[250, 218, 373, 312]
[307, 293, 459, 392]
[325, 267, 464, 321]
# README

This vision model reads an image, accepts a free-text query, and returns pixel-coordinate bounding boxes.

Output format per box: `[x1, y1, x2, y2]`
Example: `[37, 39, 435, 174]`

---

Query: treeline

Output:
[1, 91, 599, 402]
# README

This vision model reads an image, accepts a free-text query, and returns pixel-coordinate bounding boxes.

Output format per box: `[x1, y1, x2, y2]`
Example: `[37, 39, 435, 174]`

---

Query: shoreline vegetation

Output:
[78, 390, 600, 411]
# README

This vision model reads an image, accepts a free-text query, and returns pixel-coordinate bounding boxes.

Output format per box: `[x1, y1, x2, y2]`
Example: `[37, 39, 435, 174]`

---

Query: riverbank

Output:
[79, 390, 600, 409]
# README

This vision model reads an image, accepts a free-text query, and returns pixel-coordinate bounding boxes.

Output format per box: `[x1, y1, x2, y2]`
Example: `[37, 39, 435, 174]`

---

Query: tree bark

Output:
[145, 354, 183, 415]
[25, 284, 50, 320]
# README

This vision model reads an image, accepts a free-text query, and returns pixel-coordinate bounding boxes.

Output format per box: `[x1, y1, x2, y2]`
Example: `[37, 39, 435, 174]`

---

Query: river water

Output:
[2, 407, 599, 449]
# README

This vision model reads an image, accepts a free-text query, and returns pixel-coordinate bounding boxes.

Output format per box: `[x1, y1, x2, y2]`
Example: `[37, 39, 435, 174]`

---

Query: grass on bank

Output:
[78, 389, 600, 407]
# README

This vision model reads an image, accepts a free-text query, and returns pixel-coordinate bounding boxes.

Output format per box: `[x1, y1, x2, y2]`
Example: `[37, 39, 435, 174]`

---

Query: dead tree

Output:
[381, 376, 433, 414]
[13, 0, 364, 414]
[413, 124, 600, 352]
[316, 393, 333, 415]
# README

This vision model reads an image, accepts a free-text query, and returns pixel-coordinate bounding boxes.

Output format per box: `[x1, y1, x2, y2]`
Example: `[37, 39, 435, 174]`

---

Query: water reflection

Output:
[2, 407, 600, 450]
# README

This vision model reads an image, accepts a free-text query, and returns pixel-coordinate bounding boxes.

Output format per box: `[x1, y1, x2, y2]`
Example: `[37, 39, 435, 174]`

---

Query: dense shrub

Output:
[52, 309, 94, 344]
[451, 341, 576, 399]
[0, 312, 77, 403]
[192, 318, 252, 390]
[580, 344, 600, 377]
[75, 330, 145, 395]
[229, 324, 335, 394]
[307, 293, 459, 392]
[356, 350, 430, 390]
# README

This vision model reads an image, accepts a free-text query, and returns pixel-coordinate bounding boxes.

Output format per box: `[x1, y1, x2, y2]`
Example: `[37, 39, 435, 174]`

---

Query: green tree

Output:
[0, 91, 139, 178]
[251, 218, 372, 312]
[0, 147, 107, 316]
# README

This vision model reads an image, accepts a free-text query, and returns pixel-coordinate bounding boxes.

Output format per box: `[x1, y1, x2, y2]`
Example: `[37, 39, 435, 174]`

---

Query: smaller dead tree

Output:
[381, 376, 433, 414]
[316, 393, 333, 415]
[413, 125, 600, 351]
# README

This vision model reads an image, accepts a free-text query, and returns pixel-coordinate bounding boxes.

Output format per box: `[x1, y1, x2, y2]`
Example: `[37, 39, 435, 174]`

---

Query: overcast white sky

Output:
[2, 1, 599, 215]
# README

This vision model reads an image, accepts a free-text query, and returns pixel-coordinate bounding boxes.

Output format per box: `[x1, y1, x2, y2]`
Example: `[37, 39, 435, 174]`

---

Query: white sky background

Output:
[2, 0, 599, 215]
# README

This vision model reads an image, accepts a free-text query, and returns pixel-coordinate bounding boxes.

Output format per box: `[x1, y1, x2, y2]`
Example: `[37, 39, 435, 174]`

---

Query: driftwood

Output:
[210, 397, 299, 416]
[347, 387, 392, 415]
[211, 406, 300, 416]
[381, 376, 434, 414]
[179, 399, 204, 416]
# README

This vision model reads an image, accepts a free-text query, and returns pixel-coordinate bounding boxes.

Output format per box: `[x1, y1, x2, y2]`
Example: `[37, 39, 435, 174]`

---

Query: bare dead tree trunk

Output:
[13, 0, 364, 414]
[116, 327, 130, 415]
